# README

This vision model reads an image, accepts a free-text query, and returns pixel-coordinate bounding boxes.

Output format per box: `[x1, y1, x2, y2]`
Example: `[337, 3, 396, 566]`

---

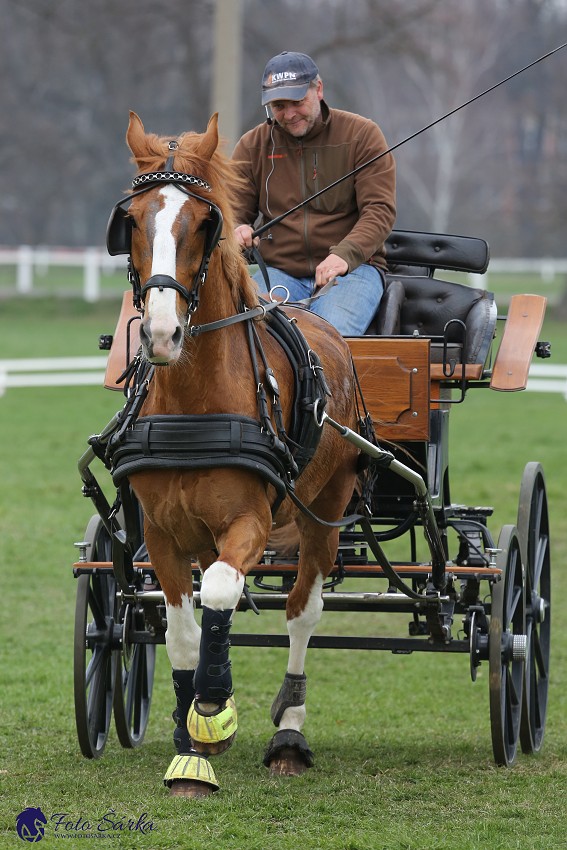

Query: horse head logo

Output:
[16, 807, 47, 843]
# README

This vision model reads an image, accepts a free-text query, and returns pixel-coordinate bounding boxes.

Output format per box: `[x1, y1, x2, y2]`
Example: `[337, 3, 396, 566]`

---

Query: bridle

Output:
[106, 153, 224, 318]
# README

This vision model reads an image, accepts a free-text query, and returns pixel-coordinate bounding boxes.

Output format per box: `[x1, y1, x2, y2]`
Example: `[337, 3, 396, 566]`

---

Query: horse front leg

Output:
[264, 525, 337, 776]
[189, 509, 270, 759]
[144, 525, 219, 797]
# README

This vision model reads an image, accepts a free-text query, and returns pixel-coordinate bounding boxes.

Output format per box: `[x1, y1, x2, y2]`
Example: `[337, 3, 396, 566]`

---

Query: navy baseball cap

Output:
[261, 52, 319, 106]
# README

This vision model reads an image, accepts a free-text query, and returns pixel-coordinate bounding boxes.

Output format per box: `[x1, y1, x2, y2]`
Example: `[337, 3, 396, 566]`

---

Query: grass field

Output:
[0, 296, 566, 849]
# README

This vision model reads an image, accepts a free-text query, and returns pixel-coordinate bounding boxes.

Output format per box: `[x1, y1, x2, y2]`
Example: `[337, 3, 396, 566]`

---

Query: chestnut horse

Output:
[113, 112, 359, 796]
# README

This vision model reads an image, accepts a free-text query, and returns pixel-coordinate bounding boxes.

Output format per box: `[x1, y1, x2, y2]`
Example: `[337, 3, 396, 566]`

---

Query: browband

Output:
[132, 171, 212, 192]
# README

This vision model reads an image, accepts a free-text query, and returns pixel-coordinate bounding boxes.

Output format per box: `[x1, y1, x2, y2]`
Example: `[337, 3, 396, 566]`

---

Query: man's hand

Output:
[234, 225, 259, 249]
[315, 254, 348, 290]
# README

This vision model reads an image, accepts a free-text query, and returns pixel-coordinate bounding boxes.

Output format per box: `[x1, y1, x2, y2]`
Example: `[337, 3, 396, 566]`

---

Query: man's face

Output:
[269, 80, 323, 138]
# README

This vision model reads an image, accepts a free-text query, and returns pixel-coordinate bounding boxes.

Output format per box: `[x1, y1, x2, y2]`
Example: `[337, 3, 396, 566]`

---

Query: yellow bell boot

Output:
[188, 697, 238, 755]
[163, 753, 219, 795]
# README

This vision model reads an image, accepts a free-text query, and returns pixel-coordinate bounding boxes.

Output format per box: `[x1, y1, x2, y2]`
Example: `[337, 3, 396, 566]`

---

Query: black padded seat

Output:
[372, 275, 496, 367]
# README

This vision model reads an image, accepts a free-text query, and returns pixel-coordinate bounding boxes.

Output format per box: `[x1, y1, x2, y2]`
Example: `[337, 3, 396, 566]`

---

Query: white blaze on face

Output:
[145, 185, 188, 357]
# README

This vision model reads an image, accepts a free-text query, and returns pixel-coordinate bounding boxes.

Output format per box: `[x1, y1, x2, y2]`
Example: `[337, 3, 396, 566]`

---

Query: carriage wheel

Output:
[489, 524, 526, 767]
[113, 602, 156, 748]
[517, 463, 551, 754]
[74, 516, 118, 759]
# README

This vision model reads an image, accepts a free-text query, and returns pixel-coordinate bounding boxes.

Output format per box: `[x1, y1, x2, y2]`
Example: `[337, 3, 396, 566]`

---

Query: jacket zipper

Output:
[298, 142, 315, 276]
[312, 152, 318, 190]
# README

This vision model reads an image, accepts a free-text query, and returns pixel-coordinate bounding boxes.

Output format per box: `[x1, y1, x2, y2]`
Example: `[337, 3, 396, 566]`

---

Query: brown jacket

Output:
[232, 101, 396, 277]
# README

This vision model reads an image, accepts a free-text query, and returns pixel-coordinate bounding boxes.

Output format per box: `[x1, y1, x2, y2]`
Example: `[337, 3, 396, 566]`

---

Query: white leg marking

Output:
[278, 704, 307, 733]
[277, 576, 324, 732]
[287, 575, 324, 675]
[165, 594, 201, 669]
[200, 561, 244, 611]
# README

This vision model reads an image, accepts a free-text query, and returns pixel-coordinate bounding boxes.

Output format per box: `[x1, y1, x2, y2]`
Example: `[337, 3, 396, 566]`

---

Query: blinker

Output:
[106, 171, 224, 315]
[106, 204, 132, 256]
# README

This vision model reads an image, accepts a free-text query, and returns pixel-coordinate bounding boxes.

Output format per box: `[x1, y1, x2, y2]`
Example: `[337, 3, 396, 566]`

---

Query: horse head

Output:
[117, 111, 239, 365]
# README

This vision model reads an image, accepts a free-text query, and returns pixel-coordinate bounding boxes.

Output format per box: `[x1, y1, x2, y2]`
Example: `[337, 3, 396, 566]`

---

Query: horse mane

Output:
[131, 129, 259, 310]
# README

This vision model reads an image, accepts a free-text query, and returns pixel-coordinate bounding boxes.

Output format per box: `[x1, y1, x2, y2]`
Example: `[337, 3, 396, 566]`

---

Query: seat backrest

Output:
[384, 229, 490, 274]
[374, 275, 496, 366]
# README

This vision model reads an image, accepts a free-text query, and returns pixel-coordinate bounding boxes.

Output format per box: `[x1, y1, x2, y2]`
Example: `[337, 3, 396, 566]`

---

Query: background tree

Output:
[2, 0, 567, 255]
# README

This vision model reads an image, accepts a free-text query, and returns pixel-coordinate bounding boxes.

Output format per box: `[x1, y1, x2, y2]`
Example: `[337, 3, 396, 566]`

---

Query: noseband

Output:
[106, 159, 224, 317]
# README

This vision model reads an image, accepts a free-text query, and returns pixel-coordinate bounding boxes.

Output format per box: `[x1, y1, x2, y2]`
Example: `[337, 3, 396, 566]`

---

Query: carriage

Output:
[72, 113, 551, 795]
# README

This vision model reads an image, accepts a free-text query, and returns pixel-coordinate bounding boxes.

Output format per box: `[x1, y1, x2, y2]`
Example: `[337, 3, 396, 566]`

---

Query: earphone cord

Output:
[264, 112, 275, 217]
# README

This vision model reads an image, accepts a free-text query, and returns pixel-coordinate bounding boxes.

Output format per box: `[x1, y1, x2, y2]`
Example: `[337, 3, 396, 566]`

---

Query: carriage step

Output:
[73, 560, 502, 581]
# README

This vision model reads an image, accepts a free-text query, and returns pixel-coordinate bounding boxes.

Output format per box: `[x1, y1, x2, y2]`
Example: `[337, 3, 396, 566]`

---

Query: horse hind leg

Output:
[264, 570, 324, 776]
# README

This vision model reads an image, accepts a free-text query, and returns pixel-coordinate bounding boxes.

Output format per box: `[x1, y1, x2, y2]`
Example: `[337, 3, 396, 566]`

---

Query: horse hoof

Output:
[192, 731, 237, 756]
[163, 753, 219, 794]
[169, 779, 216, 798]
[269, 747, 309, 777]
[263, 729, 314, 776]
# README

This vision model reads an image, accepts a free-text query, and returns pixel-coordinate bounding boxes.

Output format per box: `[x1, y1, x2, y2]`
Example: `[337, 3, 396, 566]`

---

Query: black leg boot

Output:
[193, 607, 233, 704]
[171, 669, 195, 754]
[189, 608, 237, 753]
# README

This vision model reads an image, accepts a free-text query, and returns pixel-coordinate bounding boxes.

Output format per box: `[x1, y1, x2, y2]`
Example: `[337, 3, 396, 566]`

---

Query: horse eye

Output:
[127, 214, 137, 229]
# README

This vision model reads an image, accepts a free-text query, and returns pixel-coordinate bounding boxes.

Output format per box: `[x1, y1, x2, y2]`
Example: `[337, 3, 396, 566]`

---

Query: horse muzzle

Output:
[139, 274, 186, 364]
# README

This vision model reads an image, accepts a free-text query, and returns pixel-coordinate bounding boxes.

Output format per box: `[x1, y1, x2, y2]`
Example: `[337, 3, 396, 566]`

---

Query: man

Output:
[232, 51, 396, 336]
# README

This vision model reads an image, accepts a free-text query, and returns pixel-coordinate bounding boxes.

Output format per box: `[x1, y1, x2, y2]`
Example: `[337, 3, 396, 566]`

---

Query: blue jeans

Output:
[253, 264, 384, 336]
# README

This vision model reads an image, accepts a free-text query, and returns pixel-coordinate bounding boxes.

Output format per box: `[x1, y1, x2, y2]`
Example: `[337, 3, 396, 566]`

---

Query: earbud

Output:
[265, 106, 273, 125]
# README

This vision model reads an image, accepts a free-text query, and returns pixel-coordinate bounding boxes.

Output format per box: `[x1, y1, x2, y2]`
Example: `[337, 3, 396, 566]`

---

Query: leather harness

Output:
[101, 301, 330, 516]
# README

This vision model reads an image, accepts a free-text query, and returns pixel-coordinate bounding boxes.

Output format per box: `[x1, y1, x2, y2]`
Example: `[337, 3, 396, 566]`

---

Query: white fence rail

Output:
[526, 364, 567, 399]
[0, 246, 126, 302]
[1, 247, 567, 302]
[1, 357, 565, 399]
[0, 357, 108, 396]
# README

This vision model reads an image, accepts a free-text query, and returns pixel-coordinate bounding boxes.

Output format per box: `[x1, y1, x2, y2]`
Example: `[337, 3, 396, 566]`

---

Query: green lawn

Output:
[0, 296, 566, 849]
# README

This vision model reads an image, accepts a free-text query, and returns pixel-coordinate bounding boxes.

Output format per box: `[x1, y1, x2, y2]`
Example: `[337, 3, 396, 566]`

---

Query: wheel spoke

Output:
[88, 586, 108, 630]
[532, 534, 549, 589]
[505, 665, 521, 710]
[532, 629, 549, 680]
[87, 650, 110, 738]
[85, 644, 106, 688]
[508, 585, 522, 622]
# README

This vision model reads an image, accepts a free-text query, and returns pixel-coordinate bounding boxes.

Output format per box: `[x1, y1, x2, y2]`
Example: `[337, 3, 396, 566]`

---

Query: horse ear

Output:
[194, 113, 219, 162]
[126, 111, 148, 163]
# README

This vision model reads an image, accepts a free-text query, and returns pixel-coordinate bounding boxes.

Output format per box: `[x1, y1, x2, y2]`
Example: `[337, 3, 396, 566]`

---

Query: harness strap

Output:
[285, 486, 363, 528]
[187, 299, 280, 337]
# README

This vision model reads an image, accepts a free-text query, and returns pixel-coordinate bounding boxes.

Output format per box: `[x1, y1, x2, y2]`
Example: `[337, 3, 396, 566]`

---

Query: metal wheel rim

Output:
[113, 603, 156, 749]
[73, 517, 117, 759]
[489, 524, 525, 767]
[517, 463, 551, 754]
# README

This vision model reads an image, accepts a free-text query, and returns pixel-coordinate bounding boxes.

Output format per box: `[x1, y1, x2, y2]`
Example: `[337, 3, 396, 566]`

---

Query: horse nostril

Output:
[139, 323, 150, 346]
[172, 326, 183, 347]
